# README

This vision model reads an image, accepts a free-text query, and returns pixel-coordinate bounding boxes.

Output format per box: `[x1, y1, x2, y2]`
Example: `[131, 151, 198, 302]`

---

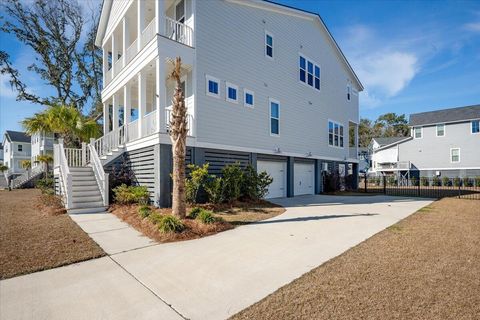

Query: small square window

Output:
[244, 89, 254, 107]
[226, 82, 238, 103]
[206, 75, 220, 98]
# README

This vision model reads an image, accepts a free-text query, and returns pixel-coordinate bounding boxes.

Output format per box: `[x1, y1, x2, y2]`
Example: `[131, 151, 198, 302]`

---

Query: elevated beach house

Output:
[2, 130, 31, 181]
[53, 0, 363, 213]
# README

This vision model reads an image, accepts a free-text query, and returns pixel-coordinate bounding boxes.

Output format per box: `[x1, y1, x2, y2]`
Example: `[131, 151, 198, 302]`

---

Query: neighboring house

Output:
[357, 147, 370, 173]
[369, 105, 480, 179]
[31, 132, 55, 168]
[54, 0, 363, 212]
[0, 143, 4, 164]
[2, 131, 31, 179]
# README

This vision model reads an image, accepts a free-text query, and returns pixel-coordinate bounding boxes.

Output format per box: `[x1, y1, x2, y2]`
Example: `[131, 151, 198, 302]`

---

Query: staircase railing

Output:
[11, 165, 44, 188]
[89, 139, 109, 206]
[57, 139, 73, 209]
[94, 125, 125, 158]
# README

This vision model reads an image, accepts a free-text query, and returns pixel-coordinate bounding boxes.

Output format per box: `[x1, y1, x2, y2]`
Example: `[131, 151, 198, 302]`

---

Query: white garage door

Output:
[257, 160, 287, 199]
[294, 162, 314, 196]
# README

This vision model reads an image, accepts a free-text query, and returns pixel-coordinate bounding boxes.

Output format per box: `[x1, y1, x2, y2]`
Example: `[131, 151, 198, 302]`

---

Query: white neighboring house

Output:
[0, 143, 4, 164]
[2, 131, 31, 179]
[53, 0, 363, 213]
[31, 132, 55, 167]
[369, 105, 480, 179]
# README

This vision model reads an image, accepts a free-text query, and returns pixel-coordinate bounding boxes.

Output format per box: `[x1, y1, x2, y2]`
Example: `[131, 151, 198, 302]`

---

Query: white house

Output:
[2, 131, 31, 179]
[31, 132, 54, 168]
[53, 0, 363, 213]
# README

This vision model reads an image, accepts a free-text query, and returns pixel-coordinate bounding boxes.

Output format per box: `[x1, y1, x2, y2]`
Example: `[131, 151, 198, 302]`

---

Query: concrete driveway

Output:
[0, 195, 432, 320]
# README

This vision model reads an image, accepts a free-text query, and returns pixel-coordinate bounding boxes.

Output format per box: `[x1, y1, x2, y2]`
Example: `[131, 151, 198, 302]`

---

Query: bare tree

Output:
[168, 57, 187, 218]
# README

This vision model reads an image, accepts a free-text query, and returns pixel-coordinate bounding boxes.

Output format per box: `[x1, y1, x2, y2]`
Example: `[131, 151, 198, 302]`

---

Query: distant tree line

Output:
[353, 113, 409, 147]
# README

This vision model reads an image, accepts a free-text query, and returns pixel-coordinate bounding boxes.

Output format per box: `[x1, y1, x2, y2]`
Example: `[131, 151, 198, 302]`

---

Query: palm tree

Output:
[22, 104, 101, 147]
[21, 160, 32, 170]
[0, 164, 8, 173]
[168, 57, 188, 218]
[37, 154, 53, 179]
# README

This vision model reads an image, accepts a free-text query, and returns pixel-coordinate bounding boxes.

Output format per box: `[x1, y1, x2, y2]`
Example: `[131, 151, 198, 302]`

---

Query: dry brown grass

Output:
[109, 200, 285, 242]
[231, 198, 480, 320]
[0, 189, 105, 280]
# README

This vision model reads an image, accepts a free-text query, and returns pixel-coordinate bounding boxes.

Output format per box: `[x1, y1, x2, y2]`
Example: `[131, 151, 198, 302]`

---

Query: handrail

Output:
[94, 125, 125, 158]
[58, 140, 72, 209]
[141, 17, 157, 48]
[164, 16, 193, 47]
[126, 39, 138, 64]
[11, 165, 44, 188]
[88, 139, 109, 206]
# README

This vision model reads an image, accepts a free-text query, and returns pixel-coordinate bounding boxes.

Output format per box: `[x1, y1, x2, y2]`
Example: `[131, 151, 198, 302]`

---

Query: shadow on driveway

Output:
[249, 213, 379, 225]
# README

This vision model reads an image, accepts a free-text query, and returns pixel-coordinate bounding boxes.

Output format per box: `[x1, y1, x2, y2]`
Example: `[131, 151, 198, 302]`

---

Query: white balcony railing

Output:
[164, 16, 193, 47]
[142, 110, 157, 137]
[105, 69, 112, 85]
[141, 17, 157, 48]
[126, 39, 138, 64]
[165, 109, 193, 136]
[113, 57, 123, 76]
[127, 119, 139, 142]
[376, 161, 411, 170]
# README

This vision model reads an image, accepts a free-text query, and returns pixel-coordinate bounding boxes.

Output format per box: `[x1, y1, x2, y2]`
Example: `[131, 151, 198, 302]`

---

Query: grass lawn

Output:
[231, 197, 480, 319]
[0, 189, 105, 280]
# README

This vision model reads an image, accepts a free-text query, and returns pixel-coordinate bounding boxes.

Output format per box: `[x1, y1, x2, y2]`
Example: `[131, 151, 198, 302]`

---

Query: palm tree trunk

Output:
[169, 57, 187, 218]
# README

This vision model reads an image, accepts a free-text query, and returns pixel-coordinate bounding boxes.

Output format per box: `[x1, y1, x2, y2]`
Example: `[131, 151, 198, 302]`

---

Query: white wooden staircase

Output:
[11, 165, 45, 189]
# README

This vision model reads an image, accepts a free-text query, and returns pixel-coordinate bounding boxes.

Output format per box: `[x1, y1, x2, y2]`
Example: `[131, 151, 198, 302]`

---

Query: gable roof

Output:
[5, 131, 30, 143]
[409, 104, 480, 126]
[373, 137, 409, 147]
[95, 0, 363, 91]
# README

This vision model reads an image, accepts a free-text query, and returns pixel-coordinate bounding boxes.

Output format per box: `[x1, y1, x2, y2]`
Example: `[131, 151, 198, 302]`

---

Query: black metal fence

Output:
[360, 175, 480, 200]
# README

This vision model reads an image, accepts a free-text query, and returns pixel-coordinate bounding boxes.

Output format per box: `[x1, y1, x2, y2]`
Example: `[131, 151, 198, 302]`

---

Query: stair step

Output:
[70, 201, 105, 209]
[71, 171, 94, 177]
[73, 180, 98, 186]
[68, 207, 107, 215]
[72, 184, 99, 191]
[72, 195, 103, 203]
[72, 175, 96, 181]
[72, 190, 101, 196]
[70, 167, 93, 172]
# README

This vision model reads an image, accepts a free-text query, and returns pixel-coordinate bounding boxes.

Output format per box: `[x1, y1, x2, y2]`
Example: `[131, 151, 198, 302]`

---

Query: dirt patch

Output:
[0, 189, 105, 280]
[231, 198, 480, 320]
[109, 200, 285, 242]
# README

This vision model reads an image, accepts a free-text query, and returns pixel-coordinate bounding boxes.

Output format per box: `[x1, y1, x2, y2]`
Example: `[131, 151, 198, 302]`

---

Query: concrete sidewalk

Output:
[0, 195, 432, 320]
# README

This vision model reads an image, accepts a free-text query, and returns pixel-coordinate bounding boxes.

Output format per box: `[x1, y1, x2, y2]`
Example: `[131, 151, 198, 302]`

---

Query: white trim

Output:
[450, 148, 460, 163]
[413, 126, 423, 139]
[328, 119, 345, 149]
[471, 119, 480, 134]
[244, 89, 255, 108]
[265, 30, 274, 60]
[225, 82, 239, 104]
[269, 98, 280, 136]
[205, 75, 220, 98]
[436, 123, 446, 137]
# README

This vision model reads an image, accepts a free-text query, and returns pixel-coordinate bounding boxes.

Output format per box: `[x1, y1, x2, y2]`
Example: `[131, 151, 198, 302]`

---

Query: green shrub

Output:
[222, 163, 244, 202]
[475, 177, 480, 188]
[157, 215, 184, 233]
[188, 207, 203, 219]
[241, 165, 273, 200]
[196, 209, 216, 224]
[387, 175, 395, 186]
[432, 176, 441, 186]
[148, 212, 164, 224]
[185, 164, 209, 204]
[36, 177, 54, 194]
[453, 177, 462, 187]
[442, 176, 450, 187]
[138, 205, 152, 218]
[113, 184, 150, 204]
[410, 177, 418, 187]
[420, 177, 429, 186]
[205, 177, 224, 204]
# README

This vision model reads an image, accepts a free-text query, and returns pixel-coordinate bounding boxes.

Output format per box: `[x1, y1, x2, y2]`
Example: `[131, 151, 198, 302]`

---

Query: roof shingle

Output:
[5, 130, 30, 143]
[409, 104, 480, 126]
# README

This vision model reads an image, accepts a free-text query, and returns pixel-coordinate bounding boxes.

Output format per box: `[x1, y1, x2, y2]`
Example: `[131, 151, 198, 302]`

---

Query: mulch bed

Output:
[231, 197, 480, 320]
[0, 189, 105, 280]
[109, 200, 285, 243]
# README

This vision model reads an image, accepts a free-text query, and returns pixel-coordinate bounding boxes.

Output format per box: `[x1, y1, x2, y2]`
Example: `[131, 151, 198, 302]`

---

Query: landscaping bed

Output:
[231, 197, 480, 319]
[0, 189, 105, 280]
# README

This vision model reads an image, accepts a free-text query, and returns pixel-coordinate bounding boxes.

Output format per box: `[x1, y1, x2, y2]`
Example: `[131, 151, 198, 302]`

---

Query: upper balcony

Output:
[103, 0, 194, 88]
[376, 161, 411, 171]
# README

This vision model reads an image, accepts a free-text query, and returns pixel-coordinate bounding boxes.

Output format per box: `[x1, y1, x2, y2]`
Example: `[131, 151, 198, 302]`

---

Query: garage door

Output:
[294, 162, 314, 196]
[257, 160, 287, 199]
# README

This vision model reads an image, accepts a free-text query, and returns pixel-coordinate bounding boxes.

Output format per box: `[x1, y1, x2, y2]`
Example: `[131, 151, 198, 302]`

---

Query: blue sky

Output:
[1, 0, 479, 135]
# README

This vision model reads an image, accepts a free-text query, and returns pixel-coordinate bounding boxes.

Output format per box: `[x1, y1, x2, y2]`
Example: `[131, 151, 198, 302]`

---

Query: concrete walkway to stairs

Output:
[0, 195, 432, 320]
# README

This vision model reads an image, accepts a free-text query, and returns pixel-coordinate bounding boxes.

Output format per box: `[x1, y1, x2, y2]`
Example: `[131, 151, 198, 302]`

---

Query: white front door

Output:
[294, 162, 314, 196]
[257, 160, 287, 199]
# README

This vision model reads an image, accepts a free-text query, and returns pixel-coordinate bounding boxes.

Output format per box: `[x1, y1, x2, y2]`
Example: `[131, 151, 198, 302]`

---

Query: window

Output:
[175, 0, 185, 23]
[414, 127, 422, 139]
[18, 145, 22, 152]
[244, 89, 254, 107]
[299, 55, 320, 90]
[270, 99, 280, 135]
[472, 120, 480, 134]
[225, 82, 238, 103]
[451, 148, 460, 163]
[328, 120, 344, 147]
[265, 32, 273, 58]
[347, 82, 351, 101]
[205, 75, 220, 98]
[436, 124, 445, 137]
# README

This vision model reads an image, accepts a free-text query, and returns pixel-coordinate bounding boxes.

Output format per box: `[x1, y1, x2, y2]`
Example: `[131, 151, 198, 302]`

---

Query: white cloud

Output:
[0, 74, 17, 99]
[464, 22, 480, 32]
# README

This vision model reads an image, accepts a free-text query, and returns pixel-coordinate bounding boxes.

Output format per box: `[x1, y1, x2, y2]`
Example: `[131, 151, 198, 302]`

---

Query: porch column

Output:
[112, 93, 119, 131]
[138, 71, 146, 138]
[137, 0, 145, 51]
[102, 44, 108, 84]
[122, 17, 128, 67]
[111, 33, 116, 76]
[103, 102, 109, 134]
[156, 57, 166, 133]
[123, 83, 131, 141]
[155, 0, 165, 35]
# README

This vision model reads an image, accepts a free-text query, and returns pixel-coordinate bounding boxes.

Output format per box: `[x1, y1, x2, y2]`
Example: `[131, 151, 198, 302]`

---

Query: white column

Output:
[155, 0, 165, 35]
[137, 0, 145, 51]
[156, 57, 166, 133]
[138, 71, 146, 138]
[122, 17, 128, 67]
[102, 45, 108, 84]
[123, 83, 131, 142]
[112, 93, 119, 131]
[111, 33, 116, 76]
[103, 102, 109, 134]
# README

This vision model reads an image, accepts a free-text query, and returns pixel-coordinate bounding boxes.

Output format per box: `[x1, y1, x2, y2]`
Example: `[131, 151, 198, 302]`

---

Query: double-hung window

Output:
[226, 82, 238, 103]
[206, 75, 220, 98]
[451, 148, 460, 163]
[472, 120, 480, 134]
[270, 99, 280, 135]
[265, 32, 273, 58]
[413, 127, 422, 139]
[299, 55, 320, 90]
[244, 89, 254, 108]
[18, 145, 23, 152]
[436, 124, 445, 137]
[328, 120, 344, 147]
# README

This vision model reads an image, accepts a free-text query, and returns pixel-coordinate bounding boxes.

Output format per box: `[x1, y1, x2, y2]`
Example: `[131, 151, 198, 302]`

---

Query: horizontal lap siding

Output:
[204, 149, 251, 175]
